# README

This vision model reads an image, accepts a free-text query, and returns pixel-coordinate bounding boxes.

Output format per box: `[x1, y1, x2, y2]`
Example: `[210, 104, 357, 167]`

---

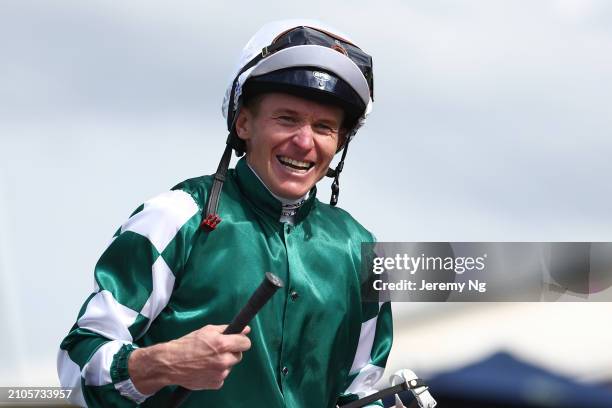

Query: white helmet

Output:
[222, 19, 374, 154]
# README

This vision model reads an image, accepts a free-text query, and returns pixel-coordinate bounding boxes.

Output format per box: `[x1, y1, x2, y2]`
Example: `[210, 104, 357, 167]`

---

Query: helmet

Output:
[222, 19, 374, 154]
[202, 20, 374, 230]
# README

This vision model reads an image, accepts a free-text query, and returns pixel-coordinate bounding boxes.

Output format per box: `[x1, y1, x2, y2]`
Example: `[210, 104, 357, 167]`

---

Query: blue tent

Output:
[384, 352, 612, 408]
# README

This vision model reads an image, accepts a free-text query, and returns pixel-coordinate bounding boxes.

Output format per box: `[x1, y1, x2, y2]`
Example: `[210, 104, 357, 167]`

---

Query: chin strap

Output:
[327, 137, 351, 207]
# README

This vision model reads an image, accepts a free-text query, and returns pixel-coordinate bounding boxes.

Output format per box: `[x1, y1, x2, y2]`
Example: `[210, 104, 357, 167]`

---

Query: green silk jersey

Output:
[58, 157, 392, 407]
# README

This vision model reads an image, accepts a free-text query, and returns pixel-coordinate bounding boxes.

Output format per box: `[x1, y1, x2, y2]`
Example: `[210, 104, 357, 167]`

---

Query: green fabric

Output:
[60, 326, 109, 370]
[82, 382, 138, 408]
[110, 344, 137, 383]
[94, 231, 158, 312]
[59, 157, 393, 407]
[128, 314, 150, 341]
[372, 302, 393, 368]
[159, 211, 201, 278]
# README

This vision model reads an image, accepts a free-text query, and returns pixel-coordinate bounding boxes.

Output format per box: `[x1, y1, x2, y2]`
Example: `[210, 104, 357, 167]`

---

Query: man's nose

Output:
[291, 124, 315, 151]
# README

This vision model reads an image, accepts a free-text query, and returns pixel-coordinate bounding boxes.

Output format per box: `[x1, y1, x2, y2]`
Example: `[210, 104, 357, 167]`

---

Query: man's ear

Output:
[235, 109, 252, 141]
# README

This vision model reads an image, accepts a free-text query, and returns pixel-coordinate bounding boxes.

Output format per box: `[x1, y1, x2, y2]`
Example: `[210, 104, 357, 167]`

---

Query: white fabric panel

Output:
[82, 340, 129, 386]
[140, 256, 175, 320]
[345, 363, 385, 398]
[77, 290, 139, 341]
[121, 190, 198, 253]
[349, 315, 378, 374]
[57, 349, 87, 407]
[115, 378, 151, 404]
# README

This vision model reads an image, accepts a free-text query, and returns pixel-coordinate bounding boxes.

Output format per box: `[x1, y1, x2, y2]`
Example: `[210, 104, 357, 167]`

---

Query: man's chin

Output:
[271, 182, 313, 201]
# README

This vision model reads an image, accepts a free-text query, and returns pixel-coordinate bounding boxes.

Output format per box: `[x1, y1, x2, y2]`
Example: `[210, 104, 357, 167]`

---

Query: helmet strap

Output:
[202, 127, 248, 231]
[329, 136, 351, 207]
[200, 138, 231, 231]
[201, 98, 247, 231]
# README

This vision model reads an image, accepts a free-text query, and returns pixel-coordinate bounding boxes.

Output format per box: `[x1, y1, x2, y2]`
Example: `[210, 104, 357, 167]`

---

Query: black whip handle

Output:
[168, 272, 284, 408]
[223, 272, 284, 334]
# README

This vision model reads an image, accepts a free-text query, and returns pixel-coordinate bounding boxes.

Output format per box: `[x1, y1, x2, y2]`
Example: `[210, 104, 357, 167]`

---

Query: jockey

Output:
[58, 19, 392, 407]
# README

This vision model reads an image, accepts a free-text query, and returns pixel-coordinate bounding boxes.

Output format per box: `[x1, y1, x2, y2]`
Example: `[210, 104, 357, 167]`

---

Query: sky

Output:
[1, 0, 612, 387]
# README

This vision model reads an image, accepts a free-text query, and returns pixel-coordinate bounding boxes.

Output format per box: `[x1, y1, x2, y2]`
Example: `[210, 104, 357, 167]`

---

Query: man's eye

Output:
[314, 124, 335, 134]
[277, 116, 297, 124]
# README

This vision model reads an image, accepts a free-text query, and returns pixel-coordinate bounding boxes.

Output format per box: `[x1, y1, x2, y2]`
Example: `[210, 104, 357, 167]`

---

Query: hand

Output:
[128, 324, 251, 394]
[167, 324, 252, 390]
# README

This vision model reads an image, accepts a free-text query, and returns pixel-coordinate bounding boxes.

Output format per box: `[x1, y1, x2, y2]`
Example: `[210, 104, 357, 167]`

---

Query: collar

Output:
[234, 157, 317, 224]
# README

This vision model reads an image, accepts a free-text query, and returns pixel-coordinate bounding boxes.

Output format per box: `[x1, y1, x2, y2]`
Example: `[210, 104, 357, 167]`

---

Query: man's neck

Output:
[246, 163, 306, 224]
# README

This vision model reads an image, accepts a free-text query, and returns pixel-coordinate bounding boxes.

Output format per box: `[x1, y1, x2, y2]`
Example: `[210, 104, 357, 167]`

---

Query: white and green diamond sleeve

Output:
[57, 190, 200, 407]
[337, 301, 393, 407]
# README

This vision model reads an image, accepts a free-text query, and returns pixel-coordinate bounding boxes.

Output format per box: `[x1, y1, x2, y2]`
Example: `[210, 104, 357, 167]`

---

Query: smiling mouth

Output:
[277, 156, 314, 171]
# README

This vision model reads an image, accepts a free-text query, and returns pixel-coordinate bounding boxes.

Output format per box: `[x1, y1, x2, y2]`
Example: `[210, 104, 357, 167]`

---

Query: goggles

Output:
[256, 26, 374, 100]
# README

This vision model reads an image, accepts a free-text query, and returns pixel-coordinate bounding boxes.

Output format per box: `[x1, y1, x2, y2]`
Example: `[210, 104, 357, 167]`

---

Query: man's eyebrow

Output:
[271, 108, 340, 126]
[316, 117, 341, 127]
[271, 108, 300, 116]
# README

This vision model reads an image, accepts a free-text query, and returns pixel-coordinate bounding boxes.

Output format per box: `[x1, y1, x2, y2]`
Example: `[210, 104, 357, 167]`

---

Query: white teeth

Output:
[278, 156, 312, 170]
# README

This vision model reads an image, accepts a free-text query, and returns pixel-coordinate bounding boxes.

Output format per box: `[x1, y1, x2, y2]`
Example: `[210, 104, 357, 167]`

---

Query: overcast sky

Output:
[1, 0, 612, 386]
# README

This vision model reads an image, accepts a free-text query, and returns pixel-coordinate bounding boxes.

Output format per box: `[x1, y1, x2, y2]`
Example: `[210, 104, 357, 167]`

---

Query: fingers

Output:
[220, 332, 251, 352]
[204, 325, 252, 353]
[173, 324, 252, 391]
[217, 351, 243, 368]
[231, 351, 243, 363]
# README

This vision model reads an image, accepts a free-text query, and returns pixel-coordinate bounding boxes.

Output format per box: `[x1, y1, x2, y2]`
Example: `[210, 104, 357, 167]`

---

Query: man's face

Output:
[235, 92, 345, 200]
